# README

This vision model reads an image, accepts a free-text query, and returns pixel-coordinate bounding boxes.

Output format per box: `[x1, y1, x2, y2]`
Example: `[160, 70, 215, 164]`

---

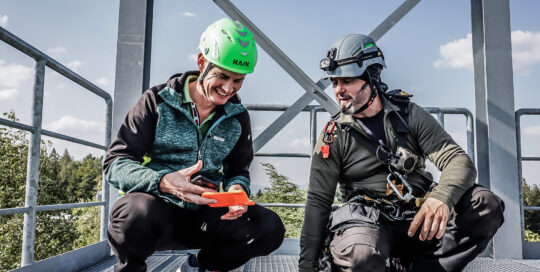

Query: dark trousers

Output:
[107, 192, 285, 272]
[329, 185, 505, 272]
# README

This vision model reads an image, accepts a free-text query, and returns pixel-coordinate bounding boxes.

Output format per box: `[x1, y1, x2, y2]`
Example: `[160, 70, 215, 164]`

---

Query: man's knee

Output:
[329, 227, 387, 271]
[457, 185, 505, 237]
[108, 193, 161, 238]
[249, 206, 285, 254]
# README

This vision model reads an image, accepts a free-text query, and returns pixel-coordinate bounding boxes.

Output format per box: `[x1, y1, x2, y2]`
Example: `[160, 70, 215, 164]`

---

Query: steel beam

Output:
[471, 0, 522, 259]
[111, 0, 154, 216]
[21, 59, 45, 266]
[369, 0, 421, 41]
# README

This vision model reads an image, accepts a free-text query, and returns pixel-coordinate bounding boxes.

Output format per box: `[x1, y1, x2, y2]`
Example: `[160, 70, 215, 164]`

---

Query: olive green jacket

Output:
[298, 97, 476, 271]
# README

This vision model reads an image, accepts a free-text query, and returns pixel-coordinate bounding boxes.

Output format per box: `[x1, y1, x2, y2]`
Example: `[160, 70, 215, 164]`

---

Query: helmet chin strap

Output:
[353, 69, 378, 114]
[198, 63, 214, 101]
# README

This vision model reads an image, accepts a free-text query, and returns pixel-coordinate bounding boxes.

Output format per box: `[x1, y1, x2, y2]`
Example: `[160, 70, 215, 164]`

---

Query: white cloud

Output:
[433, 34, 473, 70]
[45, 116, 105, 134]
[525, 124, 540, 136]
[183, 12, 197, 17]
[434, 31, 540, 75]
[0, 15, 8, 28]
[188, 53, 198, 63]
[95, 77, 109, 88]
[511, 30, 540, 75]
[0, 60, 33, 88]
[288, 137, 310, 149]
[66, 60, 82, 72]
[47, 46, 66, 56]
[0, 88, 18, 100]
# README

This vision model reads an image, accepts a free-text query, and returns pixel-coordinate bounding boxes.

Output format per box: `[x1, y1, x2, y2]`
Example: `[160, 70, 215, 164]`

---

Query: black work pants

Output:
[107, 192, 285, 272]
[329, 185, 505, 272]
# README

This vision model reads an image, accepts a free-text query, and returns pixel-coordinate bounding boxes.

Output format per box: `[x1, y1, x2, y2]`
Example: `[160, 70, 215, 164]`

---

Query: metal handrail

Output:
[0, 26, 113, 266]
[515, 108, 540, 242]
[246, 104, 476, 161]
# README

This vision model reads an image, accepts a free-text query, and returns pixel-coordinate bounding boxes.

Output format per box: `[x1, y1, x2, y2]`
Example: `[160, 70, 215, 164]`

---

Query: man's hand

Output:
[159, 160, 217, 205]
[408, 197, 450, 241]
[221, 184, 249, 220]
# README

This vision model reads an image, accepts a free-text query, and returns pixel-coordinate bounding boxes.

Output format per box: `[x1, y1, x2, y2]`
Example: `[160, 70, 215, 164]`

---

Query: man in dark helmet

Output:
[299, 34, 505, 272]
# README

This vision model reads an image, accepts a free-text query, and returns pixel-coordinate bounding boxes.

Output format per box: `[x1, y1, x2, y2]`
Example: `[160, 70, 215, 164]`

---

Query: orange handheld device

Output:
[202, 190, 255, 207]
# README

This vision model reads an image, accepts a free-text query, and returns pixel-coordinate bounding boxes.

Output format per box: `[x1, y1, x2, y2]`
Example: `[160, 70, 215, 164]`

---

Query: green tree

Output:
[253, 163, 306, 238]
[0, 111, 28, 270]
[1, 111, 104, 269]
[523, 178, 540, 241]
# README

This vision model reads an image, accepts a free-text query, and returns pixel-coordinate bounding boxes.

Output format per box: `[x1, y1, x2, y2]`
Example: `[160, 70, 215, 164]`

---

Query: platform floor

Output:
[81, 254, 540, 272]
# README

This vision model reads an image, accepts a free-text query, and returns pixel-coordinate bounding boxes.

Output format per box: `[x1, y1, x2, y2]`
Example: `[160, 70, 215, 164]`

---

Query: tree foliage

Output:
[523, 178, 540, 241]
[0, 111, 103, 270]
[253, 163, 306, 238]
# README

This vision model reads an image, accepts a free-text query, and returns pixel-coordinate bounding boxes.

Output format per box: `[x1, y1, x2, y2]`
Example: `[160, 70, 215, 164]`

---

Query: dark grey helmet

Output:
[320, 34, 386, 78]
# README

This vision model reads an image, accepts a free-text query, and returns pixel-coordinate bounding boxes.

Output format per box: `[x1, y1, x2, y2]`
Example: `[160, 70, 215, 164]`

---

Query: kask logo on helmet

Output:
[233, 59, 250, 67]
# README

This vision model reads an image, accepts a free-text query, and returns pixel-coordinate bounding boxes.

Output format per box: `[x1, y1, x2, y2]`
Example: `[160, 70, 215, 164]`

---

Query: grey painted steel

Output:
[471, 0, 489, 187]
[0, 118, 107, 150]
[213, 0, 339, 115]
[1, 22, 113, 266]
[369, 0, 422, 41]
[111, 0, 154, 220]
[40, 129, 107, 150]
[81, 253, 540, 272]
[523, 242, 540, 259]
[0, 207, 31, 216]
[424, 107, 475, 162]
[101, 99, 113, 241]
[251, 93, 315, 151]
[35, 201, 106, 212]
[255, 153, 310, 158]
[471, 0, 522, 259]
[522, 157, 540, 161]
[515, 108, 540, 256]
[310, 108, 317, 152]
[436, 112, 445, 126]
[13, 241, 111, 272]
[21, 59, 45, 266]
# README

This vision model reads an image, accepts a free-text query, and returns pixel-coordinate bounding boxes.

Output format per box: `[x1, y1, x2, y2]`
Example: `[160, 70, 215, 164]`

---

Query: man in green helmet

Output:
[104, 18, 284, 272]
[299, 34, 505, 272]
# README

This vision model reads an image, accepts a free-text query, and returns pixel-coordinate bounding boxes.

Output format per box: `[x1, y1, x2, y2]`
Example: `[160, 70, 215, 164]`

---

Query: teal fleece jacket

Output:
[103, 71, 253, 210]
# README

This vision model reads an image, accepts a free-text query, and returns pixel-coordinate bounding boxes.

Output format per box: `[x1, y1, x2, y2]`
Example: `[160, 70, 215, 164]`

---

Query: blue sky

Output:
[1, 0, 540, 188]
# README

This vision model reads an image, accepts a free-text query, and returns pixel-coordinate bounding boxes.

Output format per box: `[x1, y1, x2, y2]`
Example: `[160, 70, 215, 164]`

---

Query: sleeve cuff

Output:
[224, 175, 251, 195]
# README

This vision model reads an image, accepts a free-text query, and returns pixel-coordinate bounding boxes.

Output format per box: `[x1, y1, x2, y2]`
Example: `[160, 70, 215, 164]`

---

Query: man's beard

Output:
[340, 90, 369, 115]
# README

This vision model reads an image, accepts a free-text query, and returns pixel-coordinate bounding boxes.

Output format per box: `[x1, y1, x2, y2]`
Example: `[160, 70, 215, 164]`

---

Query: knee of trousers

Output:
[249, 207, 285, 255]
[330, 242, 386, 271]
[108, 193, 162, 238]
[459, 188, 505, 238]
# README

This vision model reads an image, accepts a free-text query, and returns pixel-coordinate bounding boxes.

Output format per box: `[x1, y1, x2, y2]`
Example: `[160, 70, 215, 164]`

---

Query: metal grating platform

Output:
[80, 254, 540, 272]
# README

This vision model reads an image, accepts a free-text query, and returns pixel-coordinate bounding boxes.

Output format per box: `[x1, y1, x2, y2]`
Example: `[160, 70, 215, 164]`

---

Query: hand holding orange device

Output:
[202, 190, 255, 207]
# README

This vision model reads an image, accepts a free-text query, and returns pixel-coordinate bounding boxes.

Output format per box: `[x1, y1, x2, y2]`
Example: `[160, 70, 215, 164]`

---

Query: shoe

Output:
[177, 254, 221, 272]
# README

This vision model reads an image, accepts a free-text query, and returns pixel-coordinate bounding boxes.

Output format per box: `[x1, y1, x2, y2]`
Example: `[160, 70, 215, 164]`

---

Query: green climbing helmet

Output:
[198, 18, 257, 74]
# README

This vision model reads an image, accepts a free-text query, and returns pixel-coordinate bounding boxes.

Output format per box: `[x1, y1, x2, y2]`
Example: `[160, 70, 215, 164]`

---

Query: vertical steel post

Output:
[471, 0, 522, 259]
[310, 108, 317, 153]
[110, 0, 154, 215]
[21, 59, 45, 266]
[436, 112, 445, 127]
[100, 98, 113, 241]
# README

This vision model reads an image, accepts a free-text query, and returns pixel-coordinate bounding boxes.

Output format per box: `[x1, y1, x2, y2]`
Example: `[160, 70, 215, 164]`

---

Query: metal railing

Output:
[515, 109, 540, 242]
[246, 104, 476, 209]
[0, 26, 112, 266]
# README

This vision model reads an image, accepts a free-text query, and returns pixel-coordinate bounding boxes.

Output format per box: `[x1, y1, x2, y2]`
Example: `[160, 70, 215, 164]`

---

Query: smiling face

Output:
[331, 77, 372, 114]
[197, 54, 246, 106]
